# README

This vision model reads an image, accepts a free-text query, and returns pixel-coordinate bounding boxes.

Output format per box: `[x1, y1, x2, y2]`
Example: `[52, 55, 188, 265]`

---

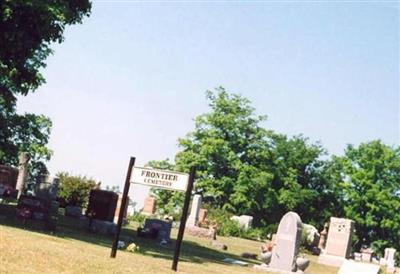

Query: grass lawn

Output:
[0, 204, 338, 274]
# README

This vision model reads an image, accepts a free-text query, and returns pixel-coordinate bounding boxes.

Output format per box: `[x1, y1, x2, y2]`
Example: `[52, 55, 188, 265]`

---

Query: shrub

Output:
[57, 172, 98, 208]
[127, 212, 146, 227]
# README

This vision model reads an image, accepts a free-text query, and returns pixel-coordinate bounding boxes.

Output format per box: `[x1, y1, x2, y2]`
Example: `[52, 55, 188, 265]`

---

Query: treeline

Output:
[148, 88, 400, 258]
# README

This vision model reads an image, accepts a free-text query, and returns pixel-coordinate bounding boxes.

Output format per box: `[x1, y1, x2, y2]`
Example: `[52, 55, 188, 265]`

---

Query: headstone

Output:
[186, 194, 202, 227]
[325, 217, 354, 257]
[385, 248, 397, 271]
[198, 208, 208, 224]
[142, 219, 172, 241]
[354, 252, 362, 261]
[318, 222, 329, 250]
[230, 215, 254, 230]
[16, 152, 30, 198]
[89, 219, 117, 235]
[35, 175, 59, 201]
[65, 205, 82, 217]
[86, 189, 118, 222]
[361, 248, 373, 262]
[269, 211, 303, 272]
[185, 225, 216, 239]
[113, 194, 128, 223]
[0, 165, 18, 188]
[338, 260, 380, 274]
[142, 197, 156, 215]
[318, 217, 354, 267]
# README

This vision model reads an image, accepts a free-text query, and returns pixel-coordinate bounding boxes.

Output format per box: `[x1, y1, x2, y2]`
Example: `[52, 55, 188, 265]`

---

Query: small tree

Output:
[57, 172, 98, 208]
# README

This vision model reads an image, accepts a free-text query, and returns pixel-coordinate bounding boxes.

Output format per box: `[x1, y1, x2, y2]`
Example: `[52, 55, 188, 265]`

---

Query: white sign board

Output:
[130, 167, 189, 192]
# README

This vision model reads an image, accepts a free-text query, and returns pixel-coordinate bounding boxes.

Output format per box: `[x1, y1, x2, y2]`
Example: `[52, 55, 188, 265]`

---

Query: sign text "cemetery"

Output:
[130, 167, 189, 192]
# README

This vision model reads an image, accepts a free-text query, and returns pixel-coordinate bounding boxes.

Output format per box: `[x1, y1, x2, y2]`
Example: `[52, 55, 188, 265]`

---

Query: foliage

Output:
[333, 141, 400, 259]
[146, 159, 185, 215]
[127, 212, 146, 227]
[174, 88, 340, 229]
[57, 172, 98, 208]
[0, 0, 91, 190]
[206, 207, 267, 240]
[0, 97, 52, 190]
[0, 0, 91, 107]
[206, 207, 242, 237]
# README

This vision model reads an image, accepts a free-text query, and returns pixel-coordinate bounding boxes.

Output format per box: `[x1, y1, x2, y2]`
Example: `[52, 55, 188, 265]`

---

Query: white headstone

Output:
[186, 194, 202, 227]
[269, 211, 303, 272]
[385, 248, 397, 269]
[338, 260, 380, 274]
[230, 215, 253, 230]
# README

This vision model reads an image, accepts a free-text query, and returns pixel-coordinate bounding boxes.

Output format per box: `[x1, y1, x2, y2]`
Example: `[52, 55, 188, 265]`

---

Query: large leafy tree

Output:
[0, 1, 91, 187]
[1, 0, 91, 106]
[334, 141, 400, 257]
[174, 88, 338, 228]
[176, 88, 271, 207]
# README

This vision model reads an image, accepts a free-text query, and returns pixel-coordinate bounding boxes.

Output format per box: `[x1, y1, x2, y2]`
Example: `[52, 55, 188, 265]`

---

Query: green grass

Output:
[0, 204, 339, 274]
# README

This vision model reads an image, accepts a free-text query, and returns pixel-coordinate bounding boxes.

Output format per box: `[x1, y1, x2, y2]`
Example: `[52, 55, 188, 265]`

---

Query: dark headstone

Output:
[142, 219, 172, 241]
[65, 205, 82, 217]
[86, 189, 118, 222]
[0, 165, 18, 188]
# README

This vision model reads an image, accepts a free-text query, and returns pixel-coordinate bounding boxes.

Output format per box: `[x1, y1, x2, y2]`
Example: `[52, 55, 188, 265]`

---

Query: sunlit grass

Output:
[0, 207, 339, 274]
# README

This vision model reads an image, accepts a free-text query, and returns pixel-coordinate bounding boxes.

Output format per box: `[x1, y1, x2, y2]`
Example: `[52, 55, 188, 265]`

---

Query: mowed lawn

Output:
[0, 215, 338, 274]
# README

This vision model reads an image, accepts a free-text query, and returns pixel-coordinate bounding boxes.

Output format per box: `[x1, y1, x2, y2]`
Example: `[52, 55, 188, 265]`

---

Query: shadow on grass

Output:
[0, 203, 257, 267]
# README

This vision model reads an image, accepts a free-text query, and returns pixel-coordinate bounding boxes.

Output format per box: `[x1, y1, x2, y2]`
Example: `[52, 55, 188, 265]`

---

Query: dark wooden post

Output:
[171, 166, 196, 271]
[110, 157, 135, 258]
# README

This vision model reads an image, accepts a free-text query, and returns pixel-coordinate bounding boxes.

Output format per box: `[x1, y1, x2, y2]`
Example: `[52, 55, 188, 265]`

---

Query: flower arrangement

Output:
[126, 243, 139, 252]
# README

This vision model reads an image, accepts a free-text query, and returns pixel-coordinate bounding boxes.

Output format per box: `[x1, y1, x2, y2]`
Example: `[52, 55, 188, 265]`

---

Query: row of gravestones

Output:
[318, 217, 398, 274]
[255, 212, 397, 274]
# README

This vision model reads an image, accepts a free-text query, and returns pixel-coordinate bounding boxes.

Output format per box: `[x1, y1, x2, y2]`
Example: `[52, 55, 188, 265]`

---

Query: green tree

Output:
[175, 88, 339, 228]
[146, 159, 184, 215]
[334, 141, 400, 257]
[58, 172, 98, 208]
[0, 0, 91, 106]
[0, 100, 52, 189]
[176, 88, 271, 207]
[0, 0, 91, 187]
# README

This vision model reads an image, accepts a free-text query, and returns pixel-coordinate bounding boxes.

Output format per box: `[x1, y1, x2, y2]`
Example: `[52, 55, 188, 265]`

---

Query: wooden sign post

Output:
[110, 157, 135, 258]
[172, 166, 195, 271]
[110, 157, 196, 272]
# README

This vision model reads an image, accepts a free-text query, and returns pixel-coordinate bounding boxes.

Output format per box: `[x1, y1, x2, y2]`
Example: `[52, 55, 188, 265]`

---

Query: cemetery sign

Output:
[110, 157, 195, 272]
[130, 167, 188, 192]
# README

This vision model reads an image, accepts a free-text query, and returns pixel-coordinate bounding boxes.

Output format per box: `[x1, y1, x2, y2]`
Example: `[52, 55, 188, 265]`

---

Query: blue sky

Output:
[17, 1, 399, 205]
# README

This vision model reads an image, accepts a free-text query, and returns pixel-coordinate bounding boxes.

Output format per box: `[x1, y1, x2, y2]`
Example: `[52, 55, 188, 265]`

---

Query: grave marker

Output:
[318, 217, 354, 267]
[269, 211, 303, 272]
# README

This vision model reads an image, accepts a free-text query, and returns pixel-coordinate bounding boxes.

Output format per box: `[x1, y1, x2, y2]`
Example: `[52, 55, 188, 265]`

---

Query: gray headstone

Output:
[269, 211, 303, 272]
[35, 176, 60, 201]
[16, 152, 29, 198]
[65, 205, 82, 218]
[144, 219, 172, 241]
[186, 194, 202, 227]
